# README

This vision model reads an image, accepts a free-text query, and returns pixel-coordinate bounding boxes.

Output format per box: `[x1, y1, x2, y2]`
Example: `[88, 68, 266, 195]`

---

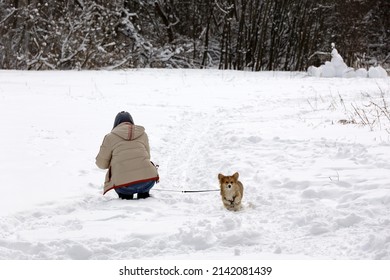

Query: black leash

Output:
[154, 188, 219, 193]
[182, 189, 220, 193]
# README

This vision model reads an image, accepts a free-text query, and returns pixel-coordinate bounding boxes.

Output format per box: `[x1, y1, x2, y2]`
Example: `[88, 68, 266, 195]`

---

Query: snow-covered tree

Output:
[0, 0, 388, 70]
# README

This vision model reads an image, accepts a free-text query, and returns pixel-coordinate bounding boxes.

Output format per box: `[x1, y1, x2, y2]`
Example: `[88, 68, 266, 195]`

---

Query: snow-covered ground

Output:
[0, 69, 389, 260]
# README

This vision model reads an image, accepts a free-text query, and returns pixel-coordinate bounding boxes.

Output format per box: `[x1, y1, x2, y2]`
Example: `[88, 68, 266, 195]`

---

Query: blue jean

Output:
[115, 180, 155, 196]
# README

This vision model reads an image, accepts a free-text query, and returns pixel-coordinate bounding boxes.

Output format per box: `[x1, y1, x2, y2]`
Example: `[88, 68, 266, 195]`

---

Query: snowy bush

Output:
[368, 65, 388, 78]
[355, 68, 368, 78]
[308, 44, 388, 79]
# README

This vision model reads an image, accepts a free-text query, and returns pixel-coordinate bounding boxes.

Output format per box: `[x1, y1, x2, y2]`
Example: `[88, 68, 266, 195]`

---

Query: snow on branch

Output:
[308, 51, 331, 61]
[0, 8, 17, 25]
[214, 0, 233, 14]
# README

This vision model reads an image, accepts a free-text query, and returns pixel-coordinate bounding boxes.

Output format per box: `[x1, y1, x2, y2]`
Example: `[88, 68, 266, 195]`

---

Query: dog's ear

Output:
[218, 173, 224, 182]
[233, 172, 239, 180]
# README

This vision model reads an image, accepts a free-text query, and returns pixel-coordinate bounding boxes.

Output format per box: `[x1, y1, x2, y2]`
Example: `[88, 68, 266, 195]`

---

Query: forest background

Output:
[0, 0, 388, 71]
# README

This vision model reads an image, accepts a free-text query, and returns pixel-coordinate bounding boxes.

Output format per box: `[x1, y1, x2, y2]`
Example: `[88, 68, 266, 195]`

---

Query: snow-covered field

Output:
[0, 69, 389, 260]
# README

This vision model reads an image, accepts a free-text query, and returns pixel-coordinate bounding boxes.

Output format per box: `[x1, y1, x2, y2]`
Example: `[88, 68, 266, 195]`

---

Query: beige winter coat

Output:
[96, 122, 159, 194]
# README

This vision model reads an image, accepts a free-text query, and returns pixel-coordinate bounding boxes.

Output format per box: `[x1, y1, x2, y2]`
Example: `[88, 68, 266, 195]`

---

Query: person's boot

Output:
[137, 192, 150, 199]
[118, 193, 134, 200]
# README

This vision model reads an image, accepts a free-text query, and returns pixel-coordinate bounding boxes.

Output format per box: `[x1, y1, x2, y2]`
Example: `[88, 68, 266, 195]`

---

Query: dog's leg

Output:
[232, 195, 242, 211]
[223, 197, 236, 210]
[223, 197, 232, 209]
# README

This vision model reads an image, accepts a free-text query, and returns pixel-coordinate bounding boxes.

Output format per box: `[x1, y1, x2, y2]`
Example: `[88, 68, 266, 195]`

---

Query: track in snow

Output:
[0, 69, 389, 259]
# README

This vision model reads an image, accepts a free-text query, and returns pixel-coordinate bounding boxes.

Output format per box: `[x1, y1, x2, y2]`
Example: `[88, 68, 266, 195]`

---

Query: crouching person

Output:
[96, 111, 159, 199]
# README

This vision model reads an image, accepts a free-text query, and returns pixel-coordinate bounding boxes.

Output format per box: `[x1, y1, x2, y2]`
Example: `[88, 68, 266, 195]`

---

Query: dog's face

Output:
[218, 172, 239, 191]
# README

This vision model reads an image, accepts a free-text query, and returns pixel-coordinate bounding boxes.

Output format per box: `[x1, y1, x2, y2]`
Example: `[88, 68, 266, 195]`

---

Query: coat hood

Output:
[111, 122, 145, 141]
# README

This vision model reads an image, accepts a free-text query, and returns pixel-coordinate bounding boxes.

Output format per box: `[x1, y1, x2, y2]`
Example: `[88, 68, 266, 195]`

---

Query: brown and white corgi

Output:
[218, 172, 244, 211]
